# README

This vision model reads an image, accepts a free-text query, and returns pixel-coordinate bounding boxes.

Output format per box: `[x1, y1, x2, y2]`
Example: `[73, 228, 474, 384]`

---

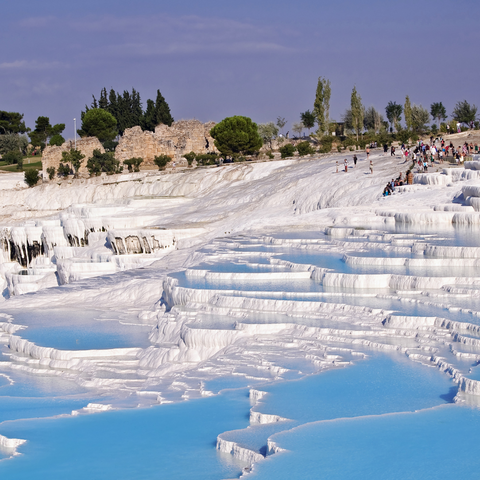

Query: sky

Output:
[1, 0, 479, 136]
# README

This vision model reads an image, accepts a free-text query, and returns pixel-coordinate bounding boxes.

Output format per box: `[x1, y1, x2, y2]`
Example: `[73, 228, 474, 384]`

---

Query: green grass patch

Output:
[0, 161, 43, 172]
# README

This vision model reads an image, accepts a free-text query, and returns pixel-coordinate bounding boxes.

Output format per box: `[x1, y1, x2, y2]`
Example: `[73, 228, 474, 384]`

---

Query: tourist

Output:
[344, 159, 348, 172]
[353, 154, 357, 167]
[366, 147, 370, 160]
[391, 146, 395, 156]
[336, 160, 339, 173]
[369, 159, 373, 174]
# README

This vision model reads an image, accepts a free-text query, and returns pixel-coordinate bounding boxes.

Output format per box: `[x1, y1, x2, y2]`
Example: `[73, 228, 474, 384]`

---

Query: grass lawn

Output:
[0, 158, 42, 172]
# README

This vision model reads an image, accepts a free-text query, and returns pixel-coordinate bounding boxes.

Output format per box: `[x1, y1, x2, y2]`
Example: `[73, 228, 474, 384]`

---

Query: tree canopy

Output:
[210, 116, 263, 158]
[430, 102, 447, 126]
[313, 77, 331, 137]
[257, 122, 279, 148]
[84, 87, 174, 135]
[350, 86, 364, 140]
[385, 101, 403, 131]
[300, 110, 315, 132]
[78, 108, 118, 142]
[0, 111, 28, 135]
[452, 100, 477, 124]
[29, 116, 65, 149]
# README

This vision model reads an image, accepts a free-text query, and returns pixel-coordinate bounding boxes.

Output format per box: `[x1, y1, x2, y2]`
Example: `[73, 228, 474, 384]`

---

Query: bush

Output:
[296, 141, 315, 156]
[195, 153, 218, 165]
[46, 167, 56, 180]
[24, 169, 40, 187]
[58, 163, 72, 176]
[266, 151, 274, 159]
[49, 134, 65, 146]
[318, 136, 333, 153]
[17, 158, 23, 170]
[279, 144, 296, 158]
[430, 124, 438, 135]
[475, 121, 480, 130]
[396, 129, 410, 144]
[123, 157, 143, 172]
[183, 151, 196, 167]
[2, 150, 23, 164]
[153, 154, 171, 171]
[440, 122, 447, 133]
[102, 140, 119, 152]
[86, 149, 122, 176]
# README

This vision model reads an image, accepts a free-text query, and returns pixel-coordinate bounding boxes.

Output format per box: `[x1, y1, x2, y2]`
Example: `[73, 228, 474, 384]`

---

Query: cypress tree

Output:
[99, 88, 109, 110]
[154, 89, 174, 127]
[142, 99, 157, 132]
[131, 88, 143, 128]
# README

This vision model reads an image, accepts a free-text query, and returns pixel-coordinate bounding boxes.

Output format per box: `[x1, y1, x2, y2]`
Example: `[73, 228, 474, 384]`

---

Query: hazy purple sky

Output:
[1, 0, 479, 135]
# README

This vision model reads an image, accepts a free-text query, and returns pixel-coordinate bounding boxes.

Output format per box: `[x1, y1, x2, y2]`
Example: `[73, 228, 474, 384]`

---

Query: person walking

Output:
[336, 160, 339, 173]
[366, 147, 370, 160]
[344, 159, 348, 172]
[369, 159, 373, 174]
[353, 154, 357, 167]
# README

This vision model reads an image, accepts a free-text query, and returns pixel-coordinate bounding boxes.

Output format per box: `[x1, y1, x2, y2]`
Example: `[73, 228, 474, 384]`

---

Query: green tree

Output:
[61, 148, 85, 177]
[210, 116, 263, 159]
[350, 86, 364, 141]
[411, 105, 430, 133]
[257, 122, 279, 149]
[430, 102, 447, 128]
[404, 96, 413, 131]
[183, 151, 196, 167]
[78, 109, 117, 142]
[0, 134, 28, 155]
[49, 134, 65, 146]
[364, 107, 383, 133]
[2, 150, 23, 164]
[296, 141, 315, 156]
[58, 163, 71, 177]
[86, 149, 122, 176]
[385, 101, 403, 132]
[313, 77, 331, 137]
[300, 110, 315, 133]
[123, 157, 143, 172]
[142, 99, 157, 132]
[24, 169, 40, 187]
[452, 100, 478, 124]
[154, 89, 174, 127]
[30, 116, 65, 149]
[46, 167, 56, 180]
[279, 144, 295, 158]
[153, 154, 171, 170]
[0, 111, 28, 135]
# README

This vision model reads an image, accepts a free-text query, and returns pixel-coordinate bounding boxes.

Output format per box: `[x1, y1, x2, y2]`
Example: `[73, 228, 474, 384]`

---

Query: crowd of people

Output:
[382, 172, 407, 196]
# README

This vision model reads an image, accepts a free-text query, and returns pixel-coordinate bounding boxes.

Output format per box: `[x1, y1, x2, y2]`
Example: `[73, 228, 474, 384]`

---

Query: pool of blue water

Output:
[251, 404, 479, 479]
[3, 308, 151, 350]
[0, 391, 251, 480]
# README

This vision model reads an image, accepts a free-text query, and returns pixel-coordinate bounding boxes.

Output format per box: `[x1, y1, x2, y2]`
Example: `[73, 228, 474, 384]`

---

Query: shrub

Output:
[266, 151, 274, 159]
[16, 158, 23, 170]
[318, 136, 333, 153]
[2, 150, 23, 164]
[61, 148, 85, 177]
[440, 122, 447, 133]
[86, 149, 122, 176]
[396, 129, 410, 144]
[123, 157, 143, 172]
[46, 166, 56, 180]
[24, 169, 40, 187]
[279, 144, 296, 158]
[296, 141, 315, 156]
[475, 121, 480, 130]
[430, 124, 438, 135]
[195, 153, 218, 165]
[183, 151, 196, 167]
[153, 154, 171, 171]
[49, 134, 65, 146]
[102, 140, 119, 152]
[58, 162, 72, 177]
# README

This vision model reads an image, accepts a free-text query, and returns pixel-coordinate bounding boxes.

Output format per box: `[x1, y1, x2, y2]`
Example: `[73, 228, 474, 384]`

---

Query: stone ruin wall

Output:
[41, 138, 105, 178]
[114, 119, 217, 168]
[41, 120, 216, 177]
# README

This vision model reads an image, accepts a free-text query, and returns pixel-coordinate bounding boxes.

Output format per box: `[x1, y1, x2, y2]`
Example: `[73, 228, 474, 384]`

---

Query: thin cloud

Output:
[0, 60, 68, 70]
